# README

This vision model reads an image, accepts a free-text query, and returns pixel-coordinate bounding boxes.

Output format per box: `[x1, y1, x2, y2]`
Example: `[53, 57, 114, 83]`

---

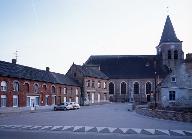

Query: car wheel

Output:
[64, 107, 67, 111]
[54, 107, 57, 111]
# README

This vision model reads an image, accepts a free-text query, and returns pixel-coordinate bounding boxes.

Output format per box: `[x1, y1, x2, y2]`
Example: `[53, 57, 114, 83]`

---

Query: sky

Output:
[0, 0, 191, 74]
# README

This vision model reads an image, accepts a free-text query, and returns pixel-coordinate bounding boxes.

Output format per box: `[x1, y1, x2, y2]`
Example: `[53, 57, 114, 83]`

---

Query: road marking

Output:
[0, 124, 191, 136]
[156, 129, 170, 135]
[131, 128, 142, 134]
[170, 130, 185, 136]
[30, 126, 42, 130]
[51, 126, 63, 130]
[41, 126, 53, 130]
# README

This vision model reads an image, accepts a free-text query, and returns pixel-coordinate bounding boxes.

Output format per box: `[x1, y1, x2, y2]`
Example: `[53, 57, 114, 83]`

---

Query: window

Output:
[134, 82, 139, 94]
[59, 87, 62, 94]
[64, 87, 67, 94]
[34, 84, 39, 93]
[120, 82, 126, 94]
[104, 82, 107, 89]
[74, 72, 77, 77]
[86, 80, 90, 87]
[75, 89, 78, 95]
[24, 83, 30, 93]
[92, 80, 95, 88]
[169, 91, 175, 101]
[42, 85, 47, 92]
[13, 81, 19, 92]
[174, 50, 178, 59]
[1, 95, 7, 107]
[146, 82, 152, 94]
[13, 95, 18, 107]
[168, 50, 172, 59]
[35, 96, 40, 105]
[98, 81, 101, 88]
[51, 86, 56, 94]
[45, 95, 49, 105]
[171, 76, 176, 82]
[109, 82, 114, 94]
[27, 97, 30, 106]
[1, 81, 7, 91]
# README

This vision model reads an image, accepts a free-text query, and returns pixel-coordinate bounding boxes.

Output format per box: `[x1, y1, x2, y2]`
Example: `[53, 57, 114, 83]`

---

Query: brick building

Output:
[66, 63, 109, 105]
[0, 60, 80, 107]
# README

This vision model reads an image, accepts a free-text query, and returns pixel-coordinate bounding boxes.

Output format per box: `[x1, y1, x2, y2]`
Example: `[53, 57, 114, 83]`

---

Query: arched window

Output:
[13, 81, 19, 92]
[120, 82, 126, 94]
[51, 86, 56, 94]
[145, 82, 152, 94]
[1, 81, 7, 91]
[42, 84, 47, 92]
[134, 82, 139, 94]
[168, 50, 171, 59]
[34, 83, 39, 93]
[24, 83, 30, 93]
[174, 50, 178, 59]
[109, 82, 114, 94]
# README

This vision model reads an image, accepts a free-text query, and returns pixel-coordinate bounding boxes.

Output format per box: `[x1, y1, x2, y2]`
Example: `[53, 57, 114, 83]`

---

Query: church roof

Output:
[85, 55, 169, 79]
[71, 64, 109, 80]
[0, 60, 80, 87]
[159, 15, 181, 44]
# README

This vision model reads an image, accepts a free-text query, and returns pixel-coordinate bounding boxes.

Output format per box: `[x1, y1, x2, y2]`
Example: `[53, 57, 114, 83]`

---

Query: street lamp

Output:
[154, 60, 157, 109]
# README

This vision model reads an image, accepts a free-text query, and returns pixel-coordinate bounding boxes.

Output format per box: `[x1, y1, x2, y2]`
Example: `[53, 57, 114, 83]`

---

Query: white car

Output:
[53, 102, 73, 111]
[69, 102, 80, 109]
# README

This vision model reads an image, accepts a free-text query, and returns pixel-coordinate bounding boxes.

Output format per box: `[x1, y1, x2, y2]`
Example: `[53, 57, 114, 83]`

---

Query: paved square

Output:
[0, 103, 191, 130]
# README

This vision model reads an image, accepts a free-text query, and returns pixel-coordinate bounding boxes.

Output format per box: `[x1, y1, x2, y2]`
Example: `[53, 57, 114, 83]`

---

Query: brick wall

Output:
[0, 76, 80, 107]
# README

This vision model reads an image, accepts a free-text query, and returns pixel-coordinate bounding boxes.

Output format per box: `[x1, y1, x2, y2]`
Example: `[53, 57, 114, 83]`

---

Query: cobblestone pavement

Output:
[0, 103, 191, 130]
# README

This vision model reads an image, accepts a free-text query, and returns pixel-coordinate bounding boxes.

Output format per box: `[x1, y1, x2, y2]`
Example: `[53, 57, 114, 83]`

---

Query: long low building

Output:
[0, 59, 81, 107]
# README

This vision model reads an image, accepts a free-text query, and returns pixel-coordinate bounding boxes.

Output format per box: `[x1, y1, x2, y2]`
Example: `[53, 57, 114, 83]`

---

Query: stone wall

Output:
[136, 106, 192, 122]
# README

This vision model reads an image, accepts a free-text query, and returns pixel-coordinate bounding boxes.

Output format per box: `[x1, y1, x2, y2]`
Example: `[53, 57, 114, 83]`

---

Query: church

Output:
[84, 15, 184, 104]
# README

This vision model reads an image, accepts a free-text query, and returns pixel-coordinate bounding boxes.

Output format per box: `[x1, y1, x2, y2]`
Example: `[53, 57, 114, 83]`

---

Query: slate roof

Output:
[0, 60, 80, 86]
[159, 15, 181, 44]
[85, 55, 169, 79]
[73, 64, 109, 80]
[161, 63, 192, 88]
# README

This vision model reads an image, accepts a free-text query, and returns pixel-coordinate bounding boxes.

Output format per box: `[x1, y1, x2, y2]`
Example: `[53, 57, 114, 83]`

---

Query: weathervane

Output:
[166, 6, 169, 15]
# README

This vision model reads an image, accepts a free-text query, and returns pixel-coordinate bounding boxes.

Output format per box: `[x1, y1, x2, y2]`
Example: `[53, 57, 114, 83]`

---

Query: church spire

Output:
[159, 15, 181, 44]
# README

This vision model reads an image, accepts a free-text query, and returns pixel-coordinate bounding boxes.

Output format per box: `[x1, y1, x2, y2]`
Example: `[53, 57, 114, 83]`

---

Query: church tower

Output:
[156, 15, 184, 71]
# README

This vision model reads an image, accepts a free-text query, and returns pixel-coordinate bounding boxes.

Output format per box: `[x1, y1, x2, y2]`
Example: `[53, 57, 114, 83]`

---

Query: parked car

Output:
[69, 102, 80, 109]
[53, 102, 73, 111]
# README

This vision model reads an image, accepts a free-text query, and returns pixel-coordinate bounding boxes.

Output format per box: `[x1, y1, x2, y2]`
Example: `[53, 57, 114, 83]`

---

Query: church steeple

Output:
[159, 15, 181, 45]
[157, 15, 184, 71]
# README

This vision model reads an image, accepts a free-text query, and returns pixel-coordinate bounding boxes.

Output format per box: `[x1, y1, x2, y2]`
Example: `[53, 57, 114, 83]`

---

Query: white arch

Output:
[120, 81, 127, 95]
[1, 81, 7, 91]
[23, 81, 30, 85]
[51, 85, 56, 94]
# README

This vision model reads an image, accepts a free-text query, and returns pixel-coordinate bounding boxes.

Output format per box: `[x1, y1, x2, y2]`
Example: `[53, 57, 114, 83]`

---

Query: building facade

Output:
[159, 54, 192, 107]
[85, 15, 184, 104]
[0, 60, 80, 108]
[66, 64, 109, 105]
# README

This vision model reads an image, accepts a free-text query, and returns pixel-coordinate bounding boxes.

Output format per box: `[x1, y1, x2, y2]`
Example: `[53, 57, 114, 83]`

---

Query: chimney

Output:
[185, 53, 192, 63]
[12, 59, 17, 64]
[46, 67, 50, 72]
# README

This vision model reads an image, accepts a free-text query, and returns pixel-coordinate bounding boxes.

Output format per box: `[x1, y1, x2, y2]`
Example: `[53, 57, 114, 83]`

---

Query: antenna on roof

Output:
[14, 50, 18, 62]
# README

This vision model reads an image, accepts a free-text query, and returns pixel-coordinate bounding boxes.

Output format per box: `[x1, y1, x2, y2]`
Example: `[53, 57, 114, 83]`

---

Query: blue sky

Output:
[0, 0, 191, 73]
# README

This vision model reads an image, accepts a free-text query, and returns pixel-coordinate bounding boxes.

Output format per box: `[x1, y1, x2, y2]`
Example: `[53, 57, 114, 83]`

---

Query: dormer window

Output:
[171, 76, 176, 82]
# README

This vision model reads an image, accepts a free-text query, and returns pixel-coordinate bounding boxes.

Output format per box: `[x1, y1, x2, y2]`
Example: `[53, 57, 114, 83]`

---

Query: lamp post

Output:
[154, 60, 157, 109]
